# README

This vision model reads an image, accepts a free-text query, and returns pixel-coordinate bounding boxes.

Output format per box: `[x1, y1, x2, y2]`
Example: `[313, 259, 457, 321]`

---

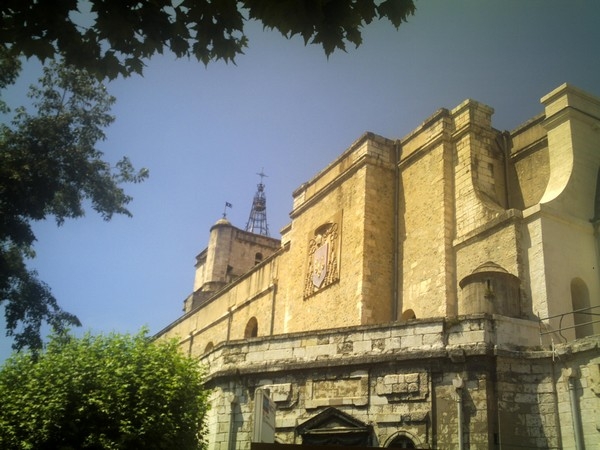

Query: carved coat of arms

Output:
[304, 221, 340, 298]
[311, 242, 328, 288]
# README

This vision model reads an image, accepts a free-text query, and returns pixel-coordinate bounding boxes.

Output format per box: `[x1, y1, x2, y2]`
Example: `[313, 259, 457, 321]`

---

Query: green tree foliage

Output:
[0, 62, 148, 351]
[0, 330, 209, 450]
[0, 0, 415, 351]
[1, 0, 416, 79]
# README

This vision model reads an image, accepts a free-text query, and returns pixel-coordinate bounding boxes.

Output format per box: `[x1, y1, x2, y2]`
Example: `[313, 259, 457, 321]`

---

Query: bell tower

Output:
[184, 171, 280, 312]
[245, 169, 270, 236]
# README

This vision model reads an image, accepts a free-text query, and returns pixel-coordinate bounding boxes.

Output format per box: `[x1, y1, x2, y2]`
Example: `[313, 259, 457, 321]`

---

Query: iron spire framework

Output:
[245, 170, 270, 236]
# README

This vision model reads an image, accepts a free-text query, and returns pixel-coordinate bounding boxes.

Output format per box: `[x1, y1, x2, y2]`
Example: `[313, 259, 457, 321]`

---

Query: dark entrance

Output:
[387, 435, 416, 448]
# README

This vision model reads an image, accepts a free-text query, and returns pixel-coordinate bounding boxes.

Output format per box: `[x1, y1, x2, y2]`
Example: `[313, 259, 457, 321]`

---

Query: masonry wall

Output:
[202, 319, 450, 449]
[553, 339, 600, 450]
[193, 223, 280, 293]
[358, 142, 396, 323]
[521, 209, 546, 321]
[496, 337, 600, 450]
[198, 318, 598, 450]
[398, 110, 454, 319]
[496, 353, 560, 449]
[509, 115, 549, 210]
[160, 256, 281, 357]
[433, 365, 497, 449]
[281, 169, 367, 331]
[524, 85, 600, 330]
[274, 134, 396, 333]
[398, 100, 511, 321]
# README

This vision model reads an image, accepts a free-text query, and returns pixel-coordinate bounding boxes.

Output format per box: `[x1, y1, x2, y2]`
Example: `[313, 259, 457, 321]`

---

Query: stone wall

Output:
[454, 212, 522, 313]
[553, 338, 600, 450]
[192, 222, 280, 294]
[359, 147, 396, 323]
[274, 134, 397, 332]
[496, 353, 560, 449]
[154, 84, 600, 449]
[398, 98, 508, 321]
[160, 256, 281, 356]
[495, 336, 600, 450]
[198, 317, 599, 449]
[398, 121, 452, 319]
[523, 84, 600, 331]
[509, 115, 549, 210]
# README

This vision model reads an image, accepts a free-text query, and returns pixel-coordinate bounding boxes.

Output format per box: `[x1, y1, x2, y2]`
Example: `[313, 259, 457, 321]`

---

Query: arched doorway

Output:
[388, 435, 416, 448]
[384, 431, 419, 449]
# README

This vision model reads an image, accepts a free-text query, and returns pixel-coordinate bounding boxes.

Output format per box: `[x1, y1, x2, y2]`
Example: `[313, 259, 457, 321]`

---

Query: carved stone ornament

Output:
[304, 221, 340, 298]
[312, 242, 328, 288]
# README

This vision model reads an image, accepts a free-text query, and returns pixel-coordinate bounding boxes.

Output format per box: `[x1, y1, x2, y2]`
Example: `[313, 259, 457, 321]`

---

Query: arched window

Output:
[571, 278, 592, 338]
[244, 317, 258, 338]
[401, 309, 416, 321]
[255, 252, 263, 265]
[204, 342, 214, 353]
[387, 434, 416, 448]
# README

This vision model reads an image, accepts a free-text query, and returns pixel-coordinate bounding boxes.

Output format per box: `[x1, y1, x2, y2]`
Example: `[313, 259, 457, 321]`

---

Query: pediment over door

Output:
[297, 407, 372, 446]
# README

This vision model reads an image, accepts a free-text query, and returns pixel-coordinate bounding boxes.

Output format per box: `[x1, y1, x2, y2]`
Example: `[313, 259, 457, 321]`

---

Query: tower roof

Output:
[213, 217, 231, 226]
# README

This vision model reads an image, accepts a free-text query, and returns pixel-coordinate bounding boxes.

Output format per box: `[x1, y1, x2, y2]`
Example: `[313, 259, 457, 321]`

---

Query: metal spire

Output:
[245, 169, 270, 236]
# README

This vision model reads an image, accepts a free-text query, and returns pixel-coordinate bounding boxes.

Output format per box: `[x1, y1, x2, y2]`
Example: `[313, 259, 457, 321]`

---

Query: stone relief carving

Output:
[261, 383, 297, 409]
[304, 220, 340, 298]
[375, 372, 429, 402]
[305, 371, 368, 409]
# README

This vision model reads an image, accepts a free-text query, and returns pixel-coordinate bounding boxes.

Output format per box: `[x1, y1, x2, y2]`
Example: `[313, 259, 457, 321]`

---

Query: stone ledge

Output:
[201, 316, 594, 384]
[204, 345, 501, 383]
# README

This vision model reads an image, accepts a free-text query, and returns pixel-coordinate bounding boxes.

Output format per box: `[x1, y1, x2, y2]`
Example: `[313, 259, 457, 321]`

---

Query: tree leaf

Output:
[1, 0, 415, 79]
[0, 62, 147, 351]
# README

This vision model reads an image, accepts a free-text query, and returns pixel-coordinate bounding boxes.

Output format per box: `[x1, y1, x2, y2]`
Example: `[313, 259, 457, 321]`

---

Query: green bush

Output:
[0, 330, 209, 449]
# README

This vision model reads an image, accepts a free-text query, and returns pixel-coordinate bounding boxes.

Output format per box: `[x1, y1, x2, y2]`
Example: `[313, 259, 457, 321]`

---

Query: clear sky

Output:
[2, 1, 600, 361]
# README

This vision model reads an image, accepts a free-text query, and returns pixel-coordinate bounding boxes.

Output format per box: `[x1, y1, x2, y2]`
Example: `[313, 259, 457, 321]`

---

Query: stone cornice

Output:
[199, 315, 557, 384]
[290, 147, 394, 218]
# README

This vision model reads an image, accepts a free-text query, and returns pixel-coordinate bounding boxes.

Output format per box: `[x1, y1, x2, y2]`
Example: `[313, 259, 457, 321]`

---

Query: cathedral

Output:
[157, 83, 600, 449]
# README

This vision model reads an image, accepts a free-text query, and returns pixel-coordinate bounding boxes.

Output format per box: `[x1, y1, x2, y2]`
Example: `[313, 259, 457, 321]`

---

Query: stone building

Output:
[157, 83, 600, 449]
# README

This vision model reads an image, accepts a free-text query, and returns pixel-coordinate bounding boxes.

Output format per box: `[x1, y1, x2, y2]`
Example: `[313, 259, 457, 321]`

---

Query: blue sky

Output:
[2, 1, 600, 360]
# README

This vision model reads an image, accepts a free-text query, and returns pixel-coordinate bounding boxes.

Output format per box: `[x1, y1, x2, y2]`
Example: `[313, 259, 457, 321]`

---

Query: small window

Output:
[571, 278, 592, 338]
[245, 317, 258, 338]
[255, 252, 263, 265]
[401, 309, 416, 321]
[204, 342, 214, 353]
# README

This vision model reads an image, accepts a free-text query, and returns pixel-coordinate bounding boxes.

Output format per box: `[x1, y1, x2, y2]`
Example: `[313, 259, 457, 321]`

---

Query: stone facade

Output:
[157, 84, 600, 449]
